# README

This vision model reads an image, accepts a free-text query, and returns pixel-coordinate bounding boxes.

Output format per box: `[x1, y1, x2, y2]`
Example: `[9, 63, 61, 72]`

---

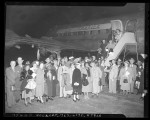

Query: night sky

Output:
[6, 3, 144, 38]
[5, 3, 145, 68]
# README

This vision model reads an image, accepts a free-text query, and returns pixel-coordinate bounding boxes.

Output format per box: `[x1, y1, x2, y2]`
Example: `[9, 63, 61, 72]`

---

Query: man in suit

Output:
[129, 58, 137, 94]
[116, 59, 122, 93]
[14, 57, 24, 103]
[109, 59, 118, 93]
[6, 61, 18, 107]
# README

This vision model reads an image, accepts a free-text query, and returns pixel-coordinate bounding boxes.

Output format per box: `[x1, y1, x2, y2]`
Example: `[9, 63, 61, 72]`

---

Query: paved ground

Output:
[5, 87, 144, 118]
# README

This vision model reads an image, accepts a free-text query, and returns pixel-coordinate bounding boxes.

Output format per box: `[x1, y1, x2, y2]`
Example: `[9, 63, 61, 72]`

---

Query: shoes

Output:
[16, 99, 20, 103]
[24, 103, 28, 107]
[28, 102, 32, 105]
[46, 98, 49, 102]
[73, 99, 77, 102]
[76, 98, 80, 101]
[49, 97, 53, 100]
[37, 99, 40, 103]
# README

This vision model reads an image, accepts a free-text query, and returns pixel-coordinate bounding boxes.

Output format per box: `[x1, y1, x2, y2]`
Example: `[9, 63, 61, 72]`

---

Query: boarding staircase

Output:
[104, 32, 137, 66]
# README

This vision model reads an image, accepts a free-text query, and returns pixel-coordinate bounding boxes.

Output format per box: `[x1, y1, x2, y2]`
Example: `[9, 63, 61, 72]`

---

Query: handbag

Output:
[123, 79, 128, 83]
[82, 74, 89, 86]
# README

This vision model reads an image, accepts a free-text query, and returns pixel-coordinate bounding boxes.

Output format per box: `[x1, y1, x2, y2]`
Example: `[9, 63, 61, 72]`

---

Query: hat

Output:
[124, 60, 129, 64]
[118, 59, 122, 62]
[74, 58, 80, 63]
[69, 56, 74, 60]
[129, 58, 135, 62]
[26, 61, 30, 65]
[75, 62, 81, 66]
[17, 57, 24, 62]
[45, 58, 50, 62]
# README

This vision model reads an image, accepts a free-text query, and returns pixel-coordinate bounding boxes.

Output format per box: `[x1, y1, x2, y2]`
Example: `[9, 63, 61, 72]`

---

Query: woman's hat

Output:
[26, 61, 30, 65]
[117, 59, 122, 62]
[129, 58, 135, 62]
[69, 56, 74, 60]
[124, 60, 129, 64]
[45, 57, 50, 62]
[17, 57, 24, 62]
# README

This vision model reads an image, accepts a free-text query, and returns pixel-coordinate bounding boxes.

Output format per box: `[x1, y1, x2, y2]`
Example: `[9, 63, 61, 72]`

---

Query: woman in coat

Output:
[72, 63, 82, 102]
[119, 61, 131, 95]
[90, 62, 102, 96]
[20, 64, 33, 106]
[81, 62, 90, 99]
[6, 61, 18, 108]
[35, 62, 45, 103]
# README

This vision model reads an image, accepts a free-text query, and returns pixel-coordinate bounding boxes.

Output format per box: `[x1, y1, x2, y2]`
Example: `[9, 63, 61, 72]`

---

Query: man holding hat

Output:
[14, 57, 24, 103]
[129, 58, 137, 94]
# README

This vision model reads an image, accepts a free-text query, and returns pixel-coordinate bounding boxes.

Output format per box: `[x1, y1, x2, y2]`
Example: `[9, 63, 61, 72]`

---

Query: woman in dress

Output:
[81, 62, 90, 99]
[119, 61, 131, 95]
[46, 65, 54, 102]
[98, 59, 105, 92]
[90, 62, 102, 97]
[30, 61, 38, 101]
[50, 60, 59, 98]
[35, 62, 45, 103]
[20, 64, 33, 106]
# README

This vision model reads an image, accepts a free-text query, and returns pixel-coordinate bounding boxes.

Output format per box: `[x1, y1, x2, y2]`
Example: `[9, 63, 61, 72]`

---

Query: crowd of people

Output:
[98, 29, 123, 58]
[5, 53, 145, 108]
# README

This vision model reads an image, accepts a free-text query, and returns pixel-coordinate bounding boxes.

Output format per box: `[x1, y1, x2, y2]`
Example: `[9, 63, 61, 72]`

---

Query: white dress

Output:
[90, 67, 102, 94]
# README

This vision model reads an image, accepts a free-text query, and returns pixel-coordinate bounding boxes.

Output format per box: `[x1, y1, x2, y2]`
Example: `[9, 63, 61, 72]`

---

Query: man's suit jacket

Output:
[15, 65, 23, 89]
[6, 67, 17, 86]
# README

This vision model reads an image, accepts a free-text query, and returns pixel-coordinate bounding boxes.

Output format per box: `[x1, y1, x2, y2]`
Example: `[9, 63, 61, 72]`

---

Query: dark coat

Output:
[15, 65, 23, 88]
[50, 66, 59, 97]
[139, 69, 144, 94]
[72, 68, 82, 94]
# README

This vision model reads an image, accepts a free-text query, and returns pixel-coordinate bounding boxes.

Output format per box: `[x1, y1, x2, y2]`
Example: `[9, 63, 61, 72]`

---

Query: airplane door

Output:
[125, 19, 137, 33]
[111, 20, 123, 32]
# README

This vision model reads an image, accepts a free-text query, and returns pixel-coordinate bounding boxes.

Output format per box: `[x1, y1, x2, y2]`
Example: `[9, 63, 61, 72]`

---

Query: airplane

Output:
[5, 10, 146, 66]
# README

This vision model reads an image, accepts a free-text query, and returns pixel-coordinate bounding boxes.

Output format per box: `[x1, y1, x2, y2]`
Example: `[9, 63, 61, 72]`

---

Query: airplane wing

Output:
[5, 29, 90, 53]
